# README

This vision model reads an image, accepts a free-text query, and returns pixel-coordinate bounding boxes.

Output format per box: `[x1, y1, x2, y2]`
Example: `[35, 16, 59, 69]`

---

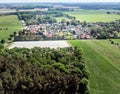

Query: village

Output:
[13, 5, 120, 42]
[16, 20, 91, 41]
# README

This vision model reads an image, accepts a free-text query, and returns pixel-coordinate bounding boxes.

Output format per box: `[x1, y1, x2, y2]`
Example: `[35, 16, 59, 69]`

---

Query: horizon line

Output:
[0, 2, 120, 4]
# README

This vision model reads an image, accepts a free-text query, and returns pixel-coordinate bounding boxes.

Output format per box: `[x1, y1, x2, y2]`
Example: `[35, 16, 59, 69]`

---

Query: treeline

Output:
[90, 21, 120, 39]
[0, 10, 75, 25]
[16, 10, 74, 25]
[16, 11, 62, 25]
[62, 3, 120, 10]
[15, 5, 52, 10]
[0, 46, 90, 94]
[107, 11, 120, 15]
[14, 30, 65, 41]
[2, 3, 120, 10]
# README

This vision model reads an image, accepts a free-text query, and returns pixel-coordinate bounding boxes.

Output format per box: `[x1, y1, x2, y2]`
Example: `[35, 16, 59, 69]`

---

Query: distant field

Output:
[69, 40, 120, 94]
[0, 15, 23, 40]
[65, 10, 120, 22]
[0, 9, 16, 13]
[9, 41, 70, 49]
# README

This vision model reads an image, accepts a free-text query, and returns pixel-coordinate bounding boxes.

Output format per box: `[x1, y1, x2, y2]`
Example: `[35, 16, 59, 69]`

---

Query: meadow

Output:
[0, 15, 23, 40]
[65, 10, 120, 22]
[69, 39, 120, 94]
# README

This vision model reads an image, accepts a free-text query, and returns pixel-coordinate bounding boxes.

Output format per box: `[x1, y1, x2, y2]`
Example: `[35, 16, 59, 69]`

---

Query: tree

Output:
[67, 21, 70, 26]
[61, 19, 66, 23]
[71, 20, 79, 26]
[1, 39, 5, 44]
[9, 34, 14, 38]
[83, 21, 87, 26]
[8, 37, 12, 41]
[0, 44, 4, 50]
[13, 32, 17, 37]
[107, 11, 111, 14]
[79, 78, 90, 94]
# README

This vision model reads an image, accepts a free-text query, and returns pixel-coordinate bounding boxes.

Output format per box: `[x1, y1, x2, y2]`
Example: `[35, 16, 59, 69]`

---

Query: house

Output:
[47, 34, 52, 38]
[80, 34, 90, 39]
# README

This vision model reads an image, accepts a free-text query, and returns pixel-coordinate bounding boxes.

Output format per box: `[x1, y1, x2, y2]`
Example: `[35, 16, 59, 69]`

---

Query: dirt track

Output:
[9, 41, 70, 49]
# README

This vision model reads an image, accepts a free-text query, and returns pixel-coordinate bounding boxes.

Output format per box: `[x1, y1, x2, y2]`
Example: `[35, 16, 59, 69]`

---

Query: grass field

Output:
[69, 40, 120, 94]
[65, 10, 120, 22]
[0, 15, 23, 41]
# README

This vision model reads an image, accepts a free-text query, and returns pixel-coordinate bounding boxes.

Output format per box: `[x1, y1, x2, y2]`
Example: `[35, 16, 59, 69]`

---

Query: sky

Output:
[0, 0, 120, 3]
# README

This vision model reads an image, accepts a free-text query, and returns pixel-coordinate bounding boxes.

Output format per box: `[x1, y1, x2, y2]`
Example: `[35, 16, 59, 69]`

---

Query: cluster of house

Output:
[23, 22, 91, 39]
[25, 25, 41, 33]
[68, 25, 91, 39]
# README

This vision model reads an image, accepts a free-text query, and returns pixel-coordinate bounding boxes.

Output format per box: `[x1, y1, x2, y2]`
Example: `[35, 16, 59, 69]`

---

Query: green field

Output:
[65, 10, 120, 22]
[69, 40, 120, 94]
[0, 15, 23, 40]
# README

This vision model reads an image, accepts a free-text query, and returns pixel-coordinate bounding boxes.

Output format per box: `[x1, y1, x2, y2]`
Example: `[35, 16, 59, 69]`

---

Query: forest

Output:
[0, 45, 90, 94]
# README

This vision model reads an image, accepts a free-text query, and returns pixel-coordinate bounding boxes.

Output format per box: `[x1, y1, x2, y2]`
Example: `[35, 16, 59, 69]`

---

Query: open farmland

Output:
[9, 41, 70, 49]
[0, 15, 23, 40]
[69, 40, 120, 94]
[65, 10, 120, 22]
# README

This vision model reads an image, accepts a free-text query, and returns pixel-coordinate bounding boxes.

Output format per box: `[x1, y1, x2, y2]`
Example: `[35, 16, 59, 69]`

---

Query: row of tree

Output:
[0, 31, 17, 44]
